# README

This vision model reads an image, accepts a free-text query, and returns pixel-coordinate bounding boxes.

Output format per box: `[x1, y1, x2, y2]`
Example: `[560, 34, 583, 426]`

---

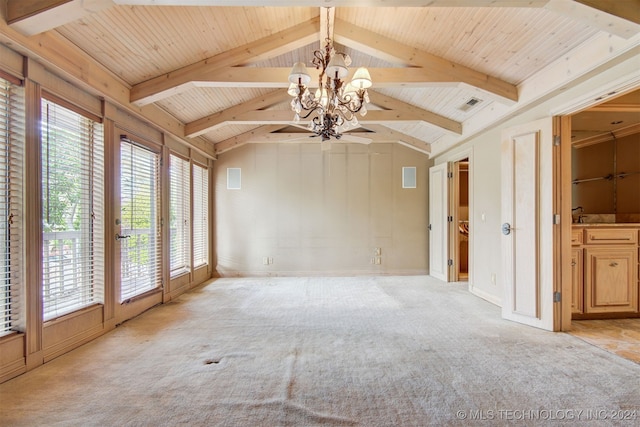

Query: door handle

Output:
[502, 223, 514, 235]
[115, 233, 131, 241]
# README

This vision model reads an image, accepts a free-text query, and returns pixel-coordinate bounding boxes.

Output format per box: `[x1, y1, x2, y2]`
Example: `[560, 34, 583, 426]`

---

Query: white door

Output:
[501, 118, 556, 330]
[429, 163, 449, 281]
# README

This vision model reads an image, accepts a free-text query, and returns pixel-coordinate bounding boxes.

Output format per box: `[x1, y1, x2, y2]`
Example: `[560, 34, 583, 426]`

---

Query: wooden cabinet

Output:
[572, 226, 639, 318]
[585, 228, 637, 245]
[571, 229, 583, 245]
[571, 248, 583, 314]
[584, 247, 638, 313]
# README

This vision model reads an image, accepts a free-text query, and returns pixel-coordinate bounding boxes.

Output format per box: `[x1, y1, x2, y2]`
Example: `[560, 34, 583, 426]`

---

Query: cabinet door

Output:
[571, 248, 583, 314]
[585, 247, 638, 313]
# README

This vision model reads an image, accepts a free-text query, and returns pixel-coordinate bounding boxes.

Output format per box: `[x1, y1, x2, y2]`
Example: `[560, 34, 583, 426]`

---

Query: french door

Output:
[117, 137, 162, 303]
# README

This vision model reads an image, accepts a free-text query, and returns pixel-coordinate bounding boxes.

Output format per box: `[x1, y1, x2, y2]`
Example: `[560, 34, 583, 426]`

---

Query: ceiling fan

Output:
[284, 123, 373, 151]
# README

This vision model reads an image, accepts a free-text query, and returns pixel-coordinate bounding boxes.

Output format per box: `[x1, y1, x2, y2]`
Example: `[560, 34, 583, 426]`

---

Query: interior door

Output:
[501, 118, 556, 330]
[429, 162, 450, 281]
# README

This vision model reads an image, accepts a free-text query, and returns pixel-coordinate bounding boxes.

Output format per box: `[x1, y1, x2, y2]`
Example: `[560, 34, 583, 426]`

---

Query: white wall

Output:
[214, 142, 431, 276]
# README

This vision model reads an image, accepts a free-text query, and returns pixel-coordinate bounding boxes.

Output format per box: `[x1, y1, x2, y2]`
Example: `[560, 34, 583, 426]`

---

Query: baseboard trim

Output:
[215, 269, 430, 278]
[469, 286, 501, 307]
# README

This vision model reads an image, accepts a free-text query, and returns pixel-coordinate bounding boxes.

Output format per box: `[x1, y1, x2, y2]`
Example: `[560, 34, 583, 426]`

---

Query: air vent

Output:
[458, 97, 483, 112]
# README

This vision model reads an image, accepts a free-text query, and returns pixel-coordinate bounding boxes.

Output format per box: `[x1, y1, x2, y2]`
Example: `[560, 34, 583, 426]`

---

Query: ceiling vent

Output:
[459, 97, 482, 112]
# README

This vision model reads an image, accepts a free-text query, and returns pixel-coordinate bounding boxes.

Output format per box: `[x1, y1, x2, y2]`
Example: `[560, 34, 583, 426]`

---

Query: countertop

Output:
[572, 223, 640, 227]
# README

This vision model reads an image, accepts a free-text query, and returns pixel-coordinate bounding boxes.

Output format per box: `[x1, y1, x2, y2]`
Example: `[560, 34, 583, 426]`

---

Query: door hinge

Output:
[448, 259, 453, 266]
[553, 214, 560, 225]
[447, 216, 453, 222]
[447, 172, 453, 178]
[553, 135, 560, 146]
[428, 224, 432, 231]
[553, 291, 561, 303]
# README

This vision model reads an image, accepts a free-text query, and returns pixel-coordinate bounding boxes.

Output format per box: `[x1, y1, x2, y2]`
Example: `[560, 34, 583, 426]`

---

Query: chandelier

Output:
[287, 9, 372, 141]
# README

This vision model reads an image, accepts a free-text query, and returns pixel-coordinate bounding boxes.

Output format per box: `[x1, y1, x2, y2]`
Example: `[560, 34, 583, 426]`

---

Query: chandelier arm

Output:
[296, 105, 322, 120]
[333, 89, 367, 112]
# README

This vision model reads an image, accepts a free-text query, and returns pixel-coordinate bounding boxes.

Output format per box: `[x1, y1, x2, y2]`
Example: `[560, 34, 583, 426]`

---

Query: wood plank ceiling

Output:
[4, 0, 640, 157]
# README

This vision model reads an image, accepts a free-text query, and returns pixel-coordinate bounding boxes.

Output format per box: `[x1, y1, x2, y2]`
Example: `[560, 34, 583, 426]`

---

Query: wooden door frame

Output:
[449, 155, 472, 285]
[558, 115, 573, 331]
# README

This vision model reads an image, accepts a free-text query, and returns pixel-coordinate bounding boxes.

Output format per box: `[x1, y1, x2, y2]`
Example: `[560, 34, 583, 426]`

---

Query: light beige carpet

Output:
[1, 276, 639, 426]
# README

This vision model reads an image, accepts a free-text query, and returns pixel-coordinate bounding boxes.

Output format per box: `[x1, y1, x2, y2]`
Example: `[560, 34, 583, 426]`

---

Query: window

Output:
[193, 163, 208, 268]
[0, 76, 24, 336]
[169, 154, 190, 276]
[41, 96, 104, 320]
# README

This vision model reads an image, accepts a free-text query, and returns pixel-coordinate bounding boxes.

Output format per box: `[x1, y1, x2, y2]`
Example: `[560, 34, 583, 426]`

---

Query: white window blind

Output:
[193, 163, 209, 268]
[0, 77, 24, 336]
[169, 154, 190, 276]
[41, 97, 104, 321]
[120, 139, 161, 301]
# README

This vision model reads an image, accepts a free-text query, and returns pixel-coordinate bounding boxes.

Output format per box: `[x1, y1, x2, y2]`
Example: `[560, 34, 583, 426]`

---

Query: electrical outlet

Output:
[374, 247, 381, 256]
[263, 257, 269, 265]
[269, 257, 273, 265]
[375, 257, 381, 265]
[371, 257, 376, 264]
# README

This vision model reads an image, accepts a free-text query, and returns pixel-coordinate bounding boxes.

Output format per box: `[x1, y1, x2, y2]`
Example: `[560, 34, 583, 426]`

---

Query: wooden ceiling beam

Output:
[574, 0, 640, 25]
[214, 125, 286, 155]
[6, 0, 113, 36]
[185, 90, 291, 137]
[333, 18, 518, 105]
[179, 66, 495, 89]
[130, 17, 320, 106]
[210, 109, 446, 126]
[114, 1, 550, 6]
[368, 90, 461, 135]
[544, 0, 640, 39]
[365, 124, 431, 155]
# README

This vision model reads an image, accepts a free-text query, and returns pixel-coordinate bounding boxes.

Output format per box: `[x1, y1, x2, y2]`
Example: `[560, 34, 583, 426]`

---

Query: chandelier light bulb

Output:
[288, 62, 311, 85]
[326, 54, 349, 80]
[351, 67, 372, 89]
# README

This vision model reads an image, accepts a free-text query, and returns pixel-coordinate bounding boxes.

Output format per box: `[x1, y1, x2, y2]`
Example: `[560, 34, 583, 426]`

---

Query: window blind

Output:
[0, 77, 24, 336]
[169, 154, 190, 276]
[192, 163, 209, 268]
[41, 97, 104, 321]
[120, 139, 161, 301]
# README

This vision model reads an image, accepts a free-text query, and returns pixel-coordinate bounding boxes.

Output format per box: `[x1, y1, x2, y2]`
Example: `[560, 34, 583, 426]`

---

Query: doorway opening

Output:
[563, 88, 640, 361]
[453, 159, 469, 281]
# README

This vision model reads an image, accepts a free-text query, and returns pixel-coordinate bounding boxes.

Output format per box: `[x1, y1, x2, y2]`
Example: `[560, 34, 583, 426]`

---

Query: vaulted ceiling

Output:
[2, 0, 640, 157]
